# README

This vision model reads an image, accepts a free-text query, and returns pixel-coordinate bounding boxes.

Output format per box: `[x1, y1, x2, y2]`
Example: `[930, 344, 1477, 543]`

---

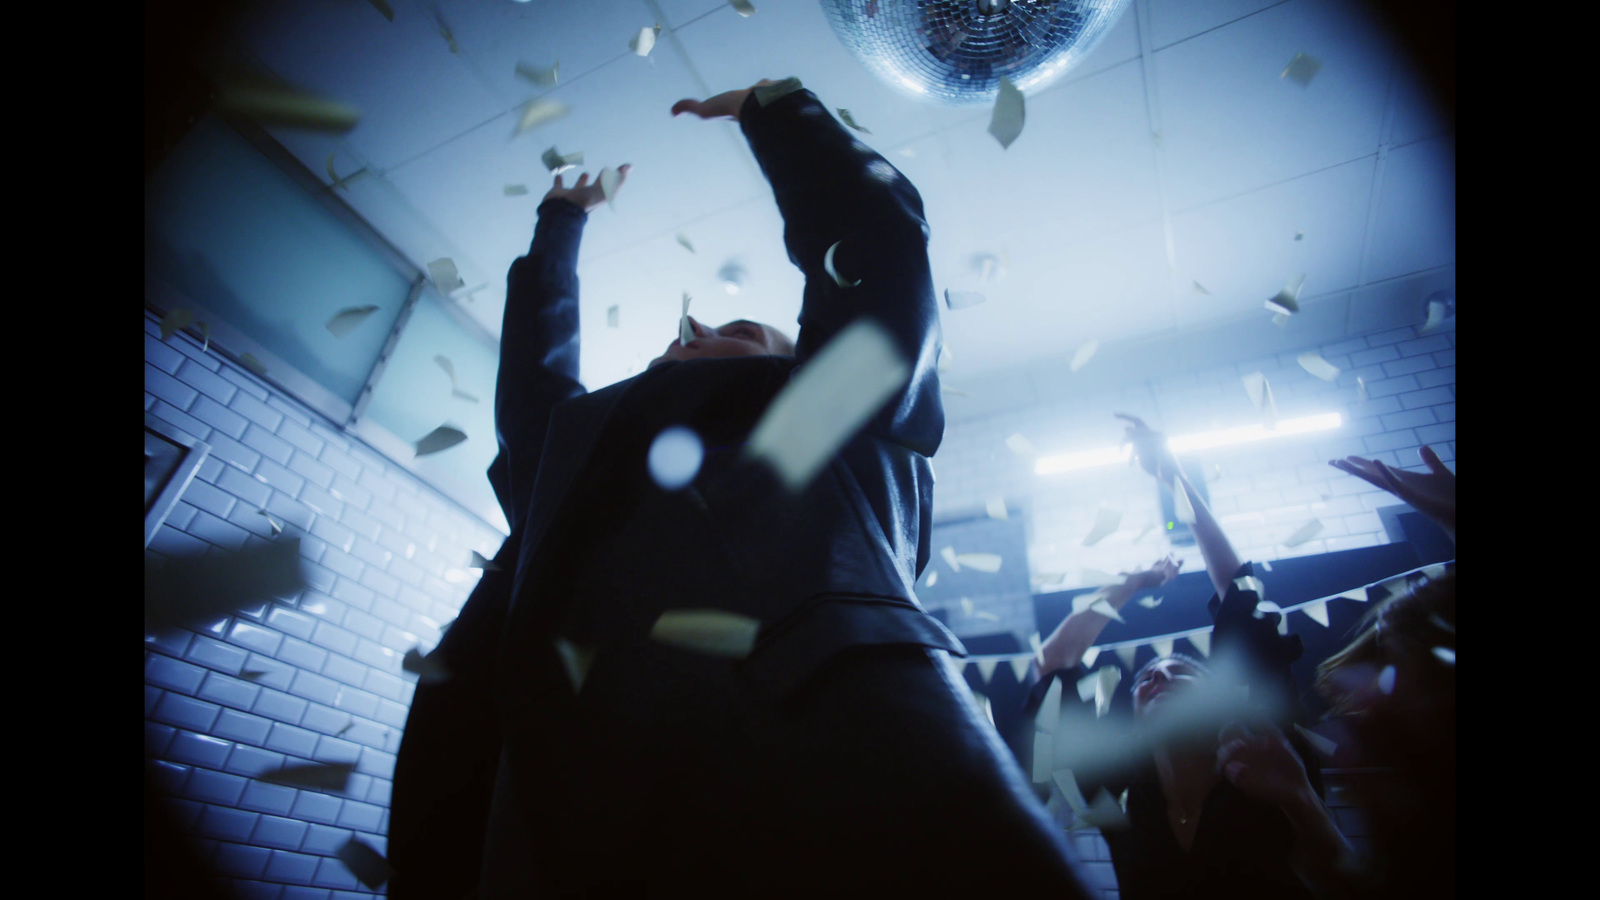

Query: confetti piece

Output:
[1082, 646, 1101, 668]
[325, 305, 379, 338]
[1235, 575, 1266, 598]
[414, 425, 467, 457]
[402, 647, 451, 684]
[504, 184, 530, 196]
[366, 0, 394, 22]
[1297, 352, 1340, 382]
[988, 77, 1025, 149]
[1034, 674, 1063, 734]
[986, 497, 1008, 520]
[257, 510, 284, 536]
[325, 153, 357, 191]
[1193, 281, 1211, 296]
[428, 258, 465, 296]
[955, 553, 1002, 573]
[144, 539, 306, 629]
[452, 388, 479, 403]
[1265, 274, 1306, 315]
[1114, 644, 1138, 670]
[262, 761, 356, 791]
[468, 550, 500, 571]
[1281, 53, 1322, 87]
[1088, 599, 1124, 623]
[1137, 596, 1162, 609]
[940, 287, 989, 312]
[337, 837, 393, 889]
[160, 308, 194, 341]
[214, 79, 360, 133]
[1070, 340, 1099, 372]
[1302, 599, 1330, 627]
[1081, 506, 1121, 547]
[1242, 372, 1269, 409]
[745, 319, 910, 491]
[823, 241, 862, 288]
[1152, 638, 1174, 659]
[1356, 376, 1368, 405]
[1009, 656, 1032, 681]
[434, 10, 460, 53]
[553, 638, 595, 692]
[1282, 519, 1324, 548]
[1295, 231, 1305, 241]
[676, 232, 695, 253]
[241, 670, 266, 681]
[731, 0, 756, 16]
[648, 426, 704, 490]
[629, 24, 659, 57]
[1294, 723, 1339, 757]
[198, 322, 210, 353]
[925, 570, 938, 587]
[941, 386, 969, 397]
[976, 658, 999, 682]
[1431, 646, 1455, 665]
[1188, 631, 1210, 656]
[1094, 666, 1121, 718]
[679, 291, 694, 346]
[1173, 479, 1196, 525]
[837, 108, 871, 134]
[599, 167, 621, 206]
[1072, 590, 1109, 616]
[541, 147, 583, 175]
[1421, 299, 1447, 332]
[516, 97, 568, 134]
[650, 609, 760, 658]
[515, 59, 559, 86]
[1005, 433, 1036, 459]
[941, 547, 960, 572]
[1260, 560, 1273, 572]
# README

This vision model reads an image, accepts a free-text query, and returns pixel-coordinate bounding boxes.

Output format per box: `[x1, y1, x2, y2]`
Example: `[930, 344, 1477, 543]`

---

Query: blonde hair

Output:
[1314, 570, 1455, 716]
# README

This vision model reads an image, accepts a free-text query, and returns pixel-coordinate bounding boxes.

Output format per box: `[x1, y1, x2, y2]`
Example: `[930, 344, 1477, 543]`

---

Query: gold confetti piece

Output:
[1302, 599, 1330, 627]
[434, 10, 460, 54]
[745, 319, 911, 491]
[986, 497, 1008, 520]
[414, 425, 467, 457]
[629, 24, 659, 57]
[944, 289, 986, 309]
[325, 305, 380, 338]
[468, 550, 500, 571]
[1082, 646, 1101, 668]
[402, 647, 451, 684]
[1265, 274, 1306, 315]
[160, 308, 194, 341]
[1005, 433, 1036, 459]
[262, 761, 356, 791]
[679, 291, 693, 346]
[1070, 340, 1099, 372]
[837, 108, 871, 134]
[541, 147, 584, 175]
[366, 0, 394, 22]
[925, 569, 938, 587]
[1192, 281, 1211, 296]
[1152, 638, 1174, 659]
[1282, 519, 1324, 548]
[650, 609, 760, 658]
[1114, 644, 1138, 670]
[428, 258, 465, 296]
[1281, 52, 1322, 87]
[516, 97, 568, 134]
[1094, 666, 1121, 718]
[731, 0, 756, 16]
[988, 77, 1025, 149]
[1188, 631, 1210, 656]
[1136, 596, 1162, 609]
[955, 553, 1002, 573]
[515, 59, 558, 86]
[1008, 656, 1031, 681]
[823, 241, 861, 288]
[145, 539, 305, 629]
[1088, 599, 1124, 623]
[214, 79, 361, 133]
[1294, 723, 1339, 757]
[337, 837, 393, 889]
[503, 184, 530, 197]
[1081, 506, 1121, 547]
[1173, 479, 1196, 525]
[1034, 674, 1063, 734]
[240, 670, 266, 681]
[257, 509, 284, 536]
[1431, 646, 1455, 665]
[941, 546, 960, 572]
[976, 658, 999, 683]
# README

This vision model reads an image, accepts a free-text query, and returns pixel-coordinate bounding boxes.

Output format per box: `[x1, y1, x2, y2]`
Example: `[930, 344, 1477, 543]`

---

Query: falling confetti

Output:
[1295, 354, 1342, 385]
[414, 425, 467, 457]
[1005, 433, 1036, 459]
[1082, 646, 1101, 668]
[1356, 376, 1368, 405]
[257, 510, 284, 536]
[1070, 340, 1099, 372]
[650, 610, 761, 658]
[198, 322, 210, 353]
[1431, 646, 1455, 665]
[160, 308, 194, 341]
[434, 9, 460, 54]
[214, 78, 360, 133]
[676, 232, 695, 253]
[679, 292, 694, 346]
[325, 305, 380, 338]
[428, 258, 465, 296]
[1081, 506, 1121, 547]
[325, 154, 365, 191]
[468, 550, 500, 572]
[648, 426, 704, 490]
[599, 167, 621, 206]
[941, 547, 960, 572]
[606, 305, 620, 328]
[515, 59, 559, 86]
[731, 0, 756, 16]
[925, 570, 938, 587]
[402, 647, 451, 684]
[261, 761, 356, 791]
[955, 553, 1002, 573]
[1421, 299, 1448, 332]
[1192, 281, 1211, 296]
[1294, 723, 1338, 757]
[1137, 596, 1162, 609]
[504, 184, 530, 196]
[1265, 274, 1306, 316]
[629, 24, 661, 57]
[745, 319, 910, 491]
[1260, 560, 1273, 572]
[944, 289, 987, 309]
[1281, 53, 1323, 87]
[1088, 599, 1124, 623]
[516, 98, 569, 134]
[240, 670, 267, 682]
[541, 147, 583, 175]
[1282, 519, 1324, 548]
[988, 77, 1025, 149]
[555, 638, 595, 692]
[336, 837, 393, 889]
[837, 109, 871, 134]
[824, 241, 861, 288]
[986, 497, 1008, 520]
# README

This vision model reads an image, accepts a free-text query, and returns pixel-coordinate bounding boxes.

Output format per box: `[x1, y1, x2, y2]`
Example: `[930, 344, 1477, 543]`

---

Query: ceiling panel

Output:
[1363, 136, 1455, 284]
[1145, 0, 1286, 50]
[1345, 268, 1453, 336]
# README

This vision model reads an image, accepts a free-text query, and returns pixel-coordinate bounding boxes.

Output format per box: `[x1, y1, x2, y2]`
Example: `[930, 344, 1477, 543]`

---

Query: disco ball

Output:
[820, 0, 1133, 106]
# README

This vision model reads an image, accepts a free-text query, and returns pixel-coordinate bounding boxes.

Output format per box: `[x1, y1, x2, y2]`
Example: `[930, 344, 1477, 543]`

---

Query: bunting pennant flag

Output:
[1152, 637, 1174, 659]
[1302, 599, 1330, 627]
[976, 658, 999, 683]
[1009, 656, 1032, 681]
[1336, 587, 1369, 603]
[1188, 631, 1211, 657]
[1094, 666, 1121, 718]
[1114, 644, 1138, 670]
[1035, 676, 1063, 734]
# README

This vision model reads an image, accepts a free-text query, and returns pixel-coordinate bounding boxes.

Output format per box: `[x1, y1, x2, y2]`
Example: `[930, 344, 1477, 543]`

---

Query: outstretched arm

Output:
[488, 168, 630, 531]
[1116, 414, 1242, 598]
[1331, 445, 1455, 543]
[1039, 557, 1181, 675]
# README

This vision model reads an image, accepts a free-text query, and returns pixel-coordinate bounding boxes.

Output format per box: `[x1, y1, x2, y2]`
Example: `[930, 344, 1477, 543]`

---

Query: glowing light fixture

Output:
[1035, 413, 1343, 475]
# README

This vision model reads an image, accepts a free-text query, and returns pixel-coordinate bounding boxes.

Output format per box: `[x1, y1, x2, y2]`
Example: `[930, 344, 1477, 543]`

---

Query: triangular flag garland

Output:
[976, 658, 999, 683]
[1188, 631, 1211, 657]
[1009, 656, 1032, 681]
[1302, 599, 1330, 627]
[1081, 646, 1100, 668]
[1151, 637, 1174, 659]
[1114, 644, 1138, 671]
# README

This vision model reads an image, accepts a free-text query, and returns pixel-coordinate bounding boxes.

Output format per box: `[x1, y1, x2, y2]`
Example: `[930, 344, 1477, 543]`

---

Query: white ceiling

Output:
[217, 0, 1453, 418]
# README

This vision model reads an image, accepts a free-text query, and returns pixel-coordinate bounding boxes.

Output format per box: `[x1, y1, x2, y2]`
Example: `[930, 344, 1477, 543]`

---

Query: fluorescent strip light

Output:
[1035, 412, 1343, 475]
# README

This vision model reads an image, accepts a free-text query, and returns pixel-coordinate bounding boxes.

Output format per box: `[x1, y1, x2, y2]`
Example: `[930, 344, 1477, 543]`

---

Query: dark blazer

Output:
[391, 86, 969, 897]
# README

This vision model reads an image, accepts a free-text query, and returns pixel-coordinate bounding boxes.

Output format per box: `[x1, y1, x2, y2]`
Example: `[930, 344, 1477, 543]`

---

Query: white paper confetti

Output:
[988, 77, 1025, 149]
[1137, 596, 1162, 609]
[1281, 53, 1323, 87]
[648, 426, 704, 490]
[240, 670, 267, 682]
[650, 610, 760, 658]
[925, 569, 938, 587]
[1005, 433, 1036, 459]
[676, 232, 695, 253]
[955, 553, 1002, 573]
[1294, 723, 1339, 757]
[1302, 599, 1330, 627]
[1298, 352, 1341, 382]
[1192, 281, 1211, 296]
[1009, 656, 1032, 681]
[325, 153, 363, 191]
[1260, 560, 1273, 572]
[1235, 576, 1266, 598]
[504, 184, 530, 196]
[629, 24, 659, 57]
[1114, 644, 1138, 670]
[427, 258, 464, 296]
[214, 79, 360, 133]
[837, 109, 871, 134]
[325, 305, 379, 338]
[976, 497, 1007, 522]
[1094, 666, 1122, 718]
[1152, 638, 1174, 659]
[414, 425, 467, 457]
[468, 550, 499, 572]
[944, 289, 987, 309]
[745, 319, 910, 491]
[730, 0, 755, 16]
[976, 658, 999, 683]
[1421, 299, 1447, 332]
[541, 147, 583, 175]
[1088, 599, 1124, 623]
[1071, 590, 1108, 616]
[256, 509, 284, 536]
[402, 647, 450, 684]
[1081, 506, 1121, 547]
[336, 837, 393, 889]
[1070, 340, 1099, 372]
[198, 322, 210, 353]
[1034, 675, 1062, 734]
[599, 167, 621, 206]
[1282, 519, 1324, 548]
[1173, 480, 1196, 525]
[160, 308, 194, 341]
[554, 638, 595, 692]
[1082, 646, 1101, 668]
[1431, 646, 1455, 665]
[1188, 631, 1211, 657]
[1265, 274, 1306, 315]
[262, 761, 356, 791]
[516, 97, 568, 134]
[515, 59, 559, 86]
[941, 546, 960, 572]
[823, 241, 861, 288]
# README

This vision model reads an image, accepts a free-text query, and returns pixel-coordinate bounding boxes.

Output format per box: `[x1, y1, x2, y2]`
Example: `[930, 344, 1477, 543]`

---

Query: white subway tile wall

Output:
[145, 314, 504, 898]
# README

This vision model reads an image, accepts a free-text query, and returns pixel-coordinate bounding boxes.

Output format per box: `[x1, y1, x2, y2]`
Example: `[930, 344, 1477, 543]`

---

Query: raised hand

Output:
[543, 165, 631, 213]
[1216, 722, 1316, 810]
[671, 80, 778, 122]
[1122, 556, 1181, 592]
[1330, 446, 1455, 540]
[1114, 413, 1180, 485]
